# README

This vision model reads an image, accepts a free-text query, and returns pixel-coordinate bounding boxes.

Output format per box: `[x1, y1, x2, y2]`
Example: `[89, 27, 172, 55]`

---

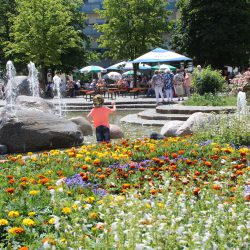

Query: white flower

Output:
[43, 240, 50, 249]
[56, 178, 65, 186]
[135, 243, 146, 250]
[58, 187, 63, 192]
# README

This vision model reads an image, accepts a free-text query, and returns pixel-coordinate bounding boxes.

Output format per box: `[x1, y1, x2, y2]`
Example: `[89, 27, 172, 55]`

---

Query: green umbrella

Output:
[122, 70, 142, 76]
[151, 64, 176, 71]
[79, 65, 106, 73]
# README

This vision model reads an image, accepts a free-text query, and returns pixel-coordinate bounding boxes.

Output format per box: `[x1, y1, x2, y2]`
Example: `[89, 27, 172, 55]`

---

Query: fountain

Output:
[5, 61, 17, 112]
[0, 61, 85, 153]
[27, 61, 40, 97]
[53, 73, 65, 117]
[237, 88, 248, 115]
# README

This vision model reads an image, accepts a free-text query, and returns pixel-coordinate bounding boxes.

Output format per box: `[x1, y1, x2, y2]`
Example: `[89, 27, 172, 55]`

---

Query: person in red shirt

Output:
[87, 94, 116, 142]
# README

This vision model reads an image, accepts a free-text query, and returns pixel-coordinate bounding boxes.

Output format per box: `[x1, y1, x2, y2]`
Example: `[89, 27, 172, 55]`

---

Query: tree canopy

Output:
[4, 0, 86, 83]
[171, 0, 250, 68]
[95, 0, 171, 61]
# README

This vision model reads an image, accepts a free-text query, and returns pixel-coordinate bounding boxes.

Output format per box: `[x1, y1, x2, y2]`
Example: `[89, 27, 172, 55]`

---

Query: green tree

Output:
[0, 0, 16, 69]
[95, 0, 171, 83]
[171, 0, 250, 68]
[4, 0, 86, 88]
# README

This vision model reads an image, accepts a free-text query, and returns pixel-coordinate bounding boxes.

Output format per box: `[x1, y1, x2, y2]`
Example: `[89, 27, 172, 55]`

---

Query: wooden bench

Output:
[129, 88, 147, 98]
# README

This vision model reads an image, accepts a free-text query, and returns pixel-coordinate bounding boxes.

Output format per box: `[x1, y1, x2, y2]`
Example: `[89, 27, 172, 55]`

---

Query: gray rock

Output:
[70, 116, 93, 136]
[150, 133, 165, 140]
[16, 95, 55, 112]
[160, 120, 185, 137]
[0, 144, 8, 155]
[110, 124, 124, 139]
[0, 109, 83, 153]
[176, 112, 215, 136]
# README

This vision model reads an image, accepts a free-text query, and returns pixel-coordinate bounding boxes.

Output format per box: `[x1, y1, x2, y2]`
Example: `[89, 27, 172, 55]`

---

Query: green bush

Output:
[192, 66, 226, 95]
[183, 93, 237, 106]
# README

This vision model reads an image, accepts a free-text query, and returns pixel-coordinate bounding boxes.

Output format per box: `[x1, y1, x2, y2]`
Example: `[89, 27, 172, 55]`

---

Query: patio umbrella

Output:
[122, 70, 142, 76]
[107, 61, 151, 70]
[104, 72, 122, 80]
[79, 65, 107, 73]
[151, 64, 176, 71]
[132, 47, 192, 63]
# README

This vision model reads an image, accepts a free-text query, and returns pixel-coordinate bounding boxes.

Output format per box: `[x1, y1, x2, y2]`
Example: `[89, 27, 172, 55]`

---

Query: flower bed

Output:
[0, 137, 249, 249]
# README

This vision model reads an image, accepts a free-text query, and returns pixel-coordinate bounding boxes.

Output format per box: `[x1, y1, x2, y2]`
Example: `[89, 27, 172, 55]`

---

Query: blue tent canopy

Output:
[132, 48, 192, 63]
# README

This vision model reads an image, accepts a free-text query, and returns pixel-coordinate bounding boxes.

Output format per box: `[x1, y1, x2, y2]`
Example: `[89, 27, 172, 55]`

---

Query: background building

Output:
[82, 0, 178, 65]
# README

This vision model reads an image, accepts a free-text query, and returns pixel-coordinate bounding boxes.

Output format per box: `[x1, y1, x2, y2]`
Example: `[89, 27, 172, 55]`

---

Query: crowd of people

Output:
[148, 67, 193, 105]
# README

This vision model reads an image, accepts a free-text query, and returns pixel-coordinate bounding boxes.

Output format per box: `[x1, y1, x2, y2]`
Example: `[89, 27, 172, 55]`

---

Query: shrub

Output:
[192, 66, 226, 95]
[183, 93, 237, 106]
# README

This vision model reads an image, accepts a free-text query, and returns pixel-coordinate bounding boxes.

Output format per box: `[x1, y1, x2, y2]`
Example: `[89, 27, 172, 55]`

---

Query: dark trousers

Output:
[96, 125, 111, 142]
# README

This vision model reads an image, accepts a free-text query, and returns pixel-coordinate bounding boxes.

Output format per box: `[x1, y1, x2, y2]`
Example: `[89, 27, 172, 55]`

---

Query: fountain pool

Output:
[67, 110, 160, 143]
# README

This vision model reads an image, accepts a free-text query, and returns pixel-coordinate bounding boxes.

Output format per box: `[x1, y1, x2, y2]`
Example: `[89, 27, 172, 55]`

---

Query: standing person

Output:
[87, 94, 116, 143]
[183, 68, 192, 97]
[163, 69, 174, 102]
[151, 70, 165, 105]
[173, 69, 185, 101]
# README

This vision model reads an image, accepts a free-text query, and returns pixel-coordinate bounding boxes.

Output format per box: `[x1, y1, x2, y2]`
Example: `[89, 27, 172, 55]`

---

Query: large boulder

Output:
[0, 109, 83, 153]
[161, 120, 185, 137]
[16, 95, 55, 113]
[175, 112, 215, 136]
[70, 116, 93, 136]
[110, 124, 124, 139]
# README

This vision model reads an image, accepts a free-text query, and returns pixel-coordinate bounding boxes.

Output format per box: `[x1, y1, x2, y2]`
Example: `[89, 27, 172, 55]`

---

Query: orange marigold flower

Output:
[122, 183, 131, 189]
[172, 153, 178, 159]
[96, 168, 102, 173]
[236, 170, 244, 175]
[82, 165, 89, 170]
[99, 174, 105, 179]
[20, 177, 29, 182]
[212, 184, 222, 190]
[9, 179, 15, 184]
[193, 187, 201, 196]
[7, 175, 14, 179]
[5, 188, 14, 194]
[19, 246, 29, 250]
[178, 150, 185, 155]
[185, 159, 192, 165]
[150, 189, 157, 195]
[205, 161, 212, 167]
[139, 167, 145, 172]
[93, 159, 101, 165]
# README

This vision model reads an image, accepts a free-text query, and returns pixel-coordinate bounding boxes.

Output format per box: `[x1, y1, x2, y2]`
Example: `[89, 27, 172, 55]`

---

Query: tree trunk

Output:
[39, 66, 47, 91]
[133, 63, 139, 87]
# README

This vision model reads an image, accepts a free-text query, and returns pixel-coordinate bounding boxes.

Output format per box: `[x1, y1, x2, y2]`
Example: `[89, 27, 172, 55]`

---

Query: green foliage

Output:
[95, 0, 171, 61]
[0, 0, 16, 66]
[171, 0, 250, 68]
[4, 0, 85, 69]
[194, 114, 250, 146]
[192, 66, 226, 95]
[183, 93, 237, 106]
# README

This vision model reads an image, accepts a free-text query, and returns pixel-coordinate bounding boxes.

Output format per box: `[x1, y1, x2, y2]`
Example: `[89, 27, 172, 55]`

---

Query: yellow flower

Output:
[8, 227, 25, 235]
[0, 219, 8, 226]
[27, 152, 33, 156]
[48, 218, 55, 224]
[62, 207, 72, 214]
[29, 190, 39, 196]
[8, 211, 20, 218]
[71, 204, 78, 210]
[76, 154, 83, 158]
[89, 212, 98, 219]
[157, 203, 165, 209]
[85, 156, 91, 162]
[28, 212, 36, 217]
[85, 196, 95, 203]
[22, 218, 36, 227]
[145, 203, 151, 209]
